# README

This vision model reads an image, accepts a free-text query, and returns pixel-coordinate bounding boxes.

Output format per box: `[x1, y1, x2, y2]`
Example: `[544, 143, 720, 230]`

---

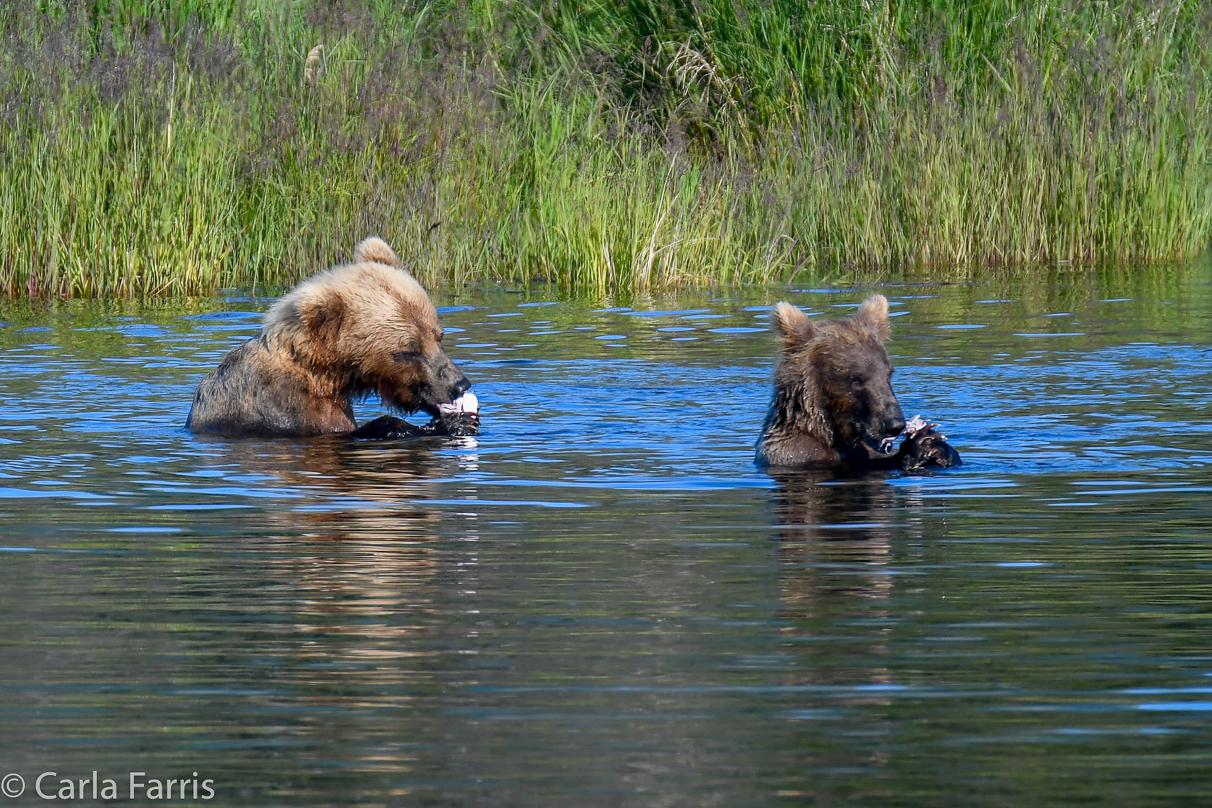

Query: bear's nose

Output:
[452, 376, 471, 398]
[884, 415, 906, 438]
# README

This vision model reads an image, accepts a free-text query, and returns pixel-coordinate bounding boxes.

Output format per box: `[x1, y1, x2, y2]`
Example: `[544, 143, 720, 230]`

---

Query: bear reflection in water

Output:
[183, 437, 482, 770]
[195, 436, 482, 697]
[755, 294, 961, 473]
[767, 469, 951, 783]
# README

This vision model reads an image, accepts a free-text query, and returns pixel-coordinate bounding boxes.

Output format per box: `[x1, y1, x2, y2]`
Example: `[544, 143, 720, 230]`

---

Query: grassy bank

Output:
[2, 1, 1211, 297]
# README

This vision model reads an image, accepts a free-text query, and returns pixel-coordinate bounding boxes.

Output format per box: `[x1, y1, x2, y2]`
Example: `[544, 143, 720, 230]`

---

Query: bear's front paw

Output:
[899, 416, 962, 472]
[350, 415, 423, 440]
[426, 392, 480, 437]
[430, 411, 480, 437]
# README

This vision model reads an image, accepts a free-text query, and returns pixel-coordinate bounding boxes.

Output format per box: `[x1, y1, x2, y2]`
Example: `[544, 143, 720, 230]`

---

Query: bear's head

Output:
[265, 240, 470, 417]
[770, 294, 906, 455]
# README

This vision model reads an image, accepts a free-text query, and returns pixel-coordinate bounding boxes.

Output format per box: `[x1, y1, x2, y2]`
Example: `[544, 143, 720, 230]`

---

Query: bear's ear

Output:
[853, 294, 891, 340]
[354, 237, 402, 268]
[772, 301, 814, 347]
[297, 289, 346, 346]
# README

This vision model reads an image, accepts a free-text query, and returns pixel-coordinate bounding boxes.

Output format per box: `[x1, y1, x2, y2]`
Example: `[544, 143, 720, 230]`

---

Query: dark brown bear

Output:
[186, 237, 475, 438]
[755, 294, 960, 472]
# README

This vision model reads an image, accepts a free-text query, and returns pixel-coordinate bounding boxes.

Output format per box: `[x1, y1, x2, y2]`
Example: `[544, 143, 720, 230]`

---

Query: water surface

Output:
[1, 265, 1210, 806]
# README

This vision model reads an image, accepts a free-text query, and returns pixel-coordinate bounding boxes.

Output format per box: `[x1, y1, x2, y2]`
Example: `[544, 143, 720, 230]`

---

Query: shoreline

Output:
[2, 2, 1210, 297]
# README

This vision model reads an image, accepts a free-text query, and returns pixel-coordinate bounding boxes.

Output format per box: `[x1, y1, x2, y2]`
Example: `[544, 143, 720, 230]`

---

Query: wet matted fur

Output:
[755, 294, 960, 471]
[187, 237, 470, 437]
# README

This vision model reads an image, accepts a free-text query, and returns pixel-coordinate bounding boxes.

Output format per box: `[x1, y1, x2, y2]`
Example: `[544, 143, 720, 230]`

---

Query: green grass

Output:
[1, 1, 1211, 297]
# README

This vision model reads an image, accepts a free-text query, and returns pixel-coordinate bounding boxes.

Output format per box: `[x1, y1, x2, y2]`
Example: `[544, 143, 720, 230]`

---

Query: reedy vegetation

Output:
[1, 0, 1210, 297]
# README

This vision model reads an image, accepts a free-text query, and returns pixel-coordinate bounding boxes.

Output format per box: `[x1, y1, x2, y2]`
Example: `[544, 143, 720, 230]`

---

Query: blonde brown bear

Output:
[186, 237, 472, 437]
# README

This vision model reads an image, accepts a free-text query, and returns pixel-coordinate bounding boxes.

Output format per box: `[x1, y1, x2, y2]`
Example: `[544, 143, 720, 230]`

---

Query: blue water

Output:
[0, 266, 1210, 806]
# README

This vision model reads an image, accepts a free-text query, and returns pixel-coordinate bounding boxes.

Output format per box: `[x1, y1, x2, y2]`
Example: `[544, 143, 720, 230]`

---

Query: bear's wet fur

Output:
[186, 237, 472, 438]
[350, 410, 480, 440]
[755, 294, 960, 472]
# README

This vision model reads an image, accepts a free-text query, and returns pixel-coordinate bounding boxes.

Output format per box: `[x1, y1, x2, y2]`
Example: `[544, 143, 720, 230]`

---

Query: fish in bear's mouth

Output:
[416, 392, 479, 419]
[439, 392, 480, 417]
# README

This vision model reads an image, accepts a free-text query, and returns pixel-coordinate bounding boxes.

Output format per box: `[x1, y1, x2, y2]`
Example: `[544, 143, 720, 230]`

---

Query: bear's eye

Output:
[849, 375, 865, 388]
[393, 351, 422, 363]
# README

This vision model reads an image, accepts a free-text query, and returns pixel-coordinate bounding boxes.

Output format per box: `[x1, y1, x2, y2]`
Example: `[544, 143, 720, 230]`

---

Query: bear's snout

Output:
[430, 349, 470, 403]
[883, 413, 906, 438]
